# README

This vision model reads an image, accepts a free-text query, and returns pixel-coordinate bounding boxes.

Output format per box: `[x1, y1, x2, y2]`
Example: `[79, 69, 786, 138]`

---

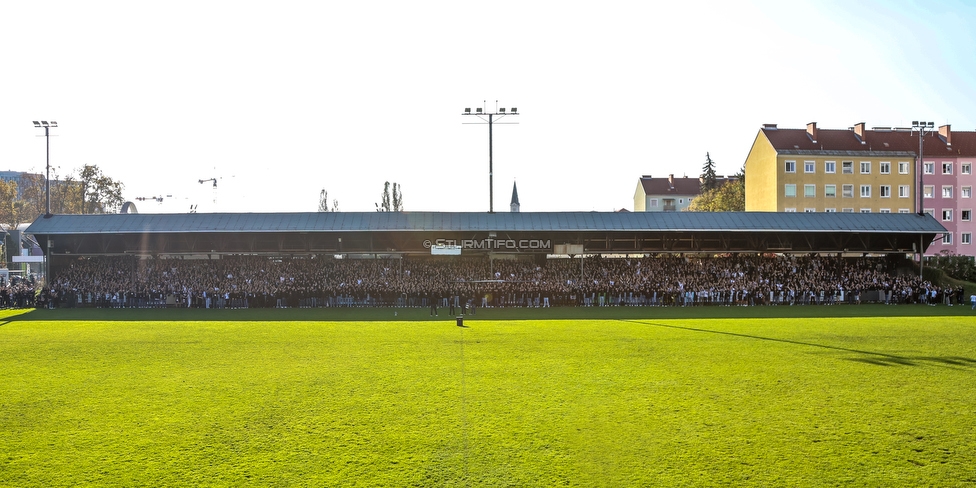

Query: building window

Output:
[942, 233, 952, 245]
[899, 162, 910, 174]
[804, 161, 815, 173]
[825, 208, 836, 212]
[649, 198, 658, 207]
[880, 162, 891, 174]
[963, 233, 972, 245]
[963, 163, 972, 175]
[785, 208, 797, 212]
[898, 209, 910, 214]
[879, 208, 891, 213]
[860, 161, 871, 174]
[962, 209, 971, 221]
[924, 185, 934, 198]
[942, 209, 952, 221]
[804, 184, 815, 197]
[963, 186, 972, 198]
[924, 162, 934, 174]
[899, 185, 910, 198]
[842, 208, 854, 213]
[860, 185, 871, 198]
[804, 208, 816, 212]
[942, 186, 953, 198]
[942, 162, 953, 175]
[842, 184, 854, 198]
[785, 161, 796, 173]
[860, 209, 872, 213]
[825, 161, 836, 173]
[842, 161, 854, 174]
[785, 184, 796, 197]
[924, 208, 934, 217]
[880, 185, 891, 198]
[825, 185, 836, 198]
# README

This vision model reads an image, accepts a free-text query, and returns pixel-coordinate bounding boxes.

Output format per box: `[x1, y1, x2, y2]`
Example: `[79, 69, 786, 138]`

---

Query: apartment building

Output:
[634, 174, 736, 212]
[744, 122, 976, 255]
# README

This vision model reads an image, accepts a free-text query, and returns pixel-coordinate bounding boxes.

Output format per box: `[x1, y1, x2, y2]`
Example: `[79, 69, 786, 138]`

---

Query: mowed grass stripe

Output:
[1, 315, 975, 486]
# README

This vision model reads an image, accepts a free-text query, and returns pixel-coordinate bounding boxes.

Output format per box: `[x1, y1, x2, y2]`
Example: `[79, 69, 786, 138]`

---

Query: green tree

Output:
[734, 163, 745, 184]
[78, 164, 125, 214]
[17, 173, 45, 220]
[0, 179, 24, 228]
[701, 152, 718, 192]
[18, 168, 84, 218]
[686, 178, 745, 212]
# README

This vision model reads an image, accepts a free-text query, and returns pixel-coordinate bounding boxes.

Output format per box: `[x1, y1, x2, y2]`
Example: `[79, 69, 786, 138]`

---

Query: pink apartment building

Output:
[921, 125, 976, 256]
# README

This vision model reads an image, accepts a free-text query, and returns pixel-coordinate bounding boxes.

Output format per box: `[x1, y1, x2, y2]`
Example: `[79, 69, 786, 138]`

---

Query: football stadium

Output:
[3, 210, 975, 485]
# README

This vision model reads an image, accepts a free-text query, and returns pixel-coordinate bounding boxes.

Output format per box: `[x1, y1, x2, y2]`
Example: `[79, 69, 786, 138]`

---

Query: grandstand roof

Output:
[26, 211, 944, 257]
[26, 211, 945, 235]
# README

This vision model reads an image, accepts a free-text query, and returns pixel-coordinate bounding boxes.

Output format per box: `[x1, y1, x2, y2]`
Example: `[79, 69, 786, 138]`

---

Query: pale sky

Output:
[3, 0, 975, 214]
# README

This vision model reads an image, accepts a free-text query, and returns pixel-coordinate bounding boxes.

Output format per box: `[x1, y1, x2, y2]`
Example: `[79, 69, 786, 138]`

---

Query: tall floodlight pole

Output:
[462, 102, 519, 213]
[912, 121, 934, 217]
[32, 121, 58, 218]
[912, 120, 934, 281]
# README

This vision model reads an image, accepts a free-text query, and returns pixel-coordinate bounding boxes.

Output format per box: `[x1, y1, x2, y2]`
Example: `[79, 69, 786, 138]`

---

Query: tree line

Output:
[318, 181, 404, 212]
[0, 165, 124, 227]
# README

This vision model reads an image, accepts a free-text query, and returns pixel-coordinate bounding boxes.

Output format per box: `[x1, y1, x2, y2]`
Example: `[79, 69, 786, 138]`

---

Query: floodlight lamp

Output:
[41, 121, 50, 127]
[912, 120, 919, 126]
[32, 121, 41, 127]
[476, 108, 483, 113]
[499, 108, 506, 113]
[927, 121, 934, 128]
[511, 107, 517, 113]
[464, 108, 471, 113]
[50, 121, 57, 127]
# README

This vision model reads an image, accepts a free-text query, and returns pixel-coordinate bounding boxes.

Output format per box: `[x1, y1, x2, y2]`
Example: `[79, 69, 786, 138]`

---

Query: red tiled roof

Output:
[638, 176, 736, 196]
[761, 125, 976, 157]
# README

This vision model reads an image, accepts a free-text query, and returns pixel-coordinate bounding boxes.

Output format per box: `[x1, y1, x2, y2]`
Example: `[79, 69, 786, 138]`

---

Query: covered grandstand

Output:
[26, 210, 945, 264]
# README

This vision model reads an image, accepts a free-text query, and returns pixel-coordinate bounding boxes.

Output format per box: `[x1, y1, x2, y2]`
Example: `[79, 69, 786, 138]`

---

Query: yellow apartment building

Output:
[745, 122, 919, 214]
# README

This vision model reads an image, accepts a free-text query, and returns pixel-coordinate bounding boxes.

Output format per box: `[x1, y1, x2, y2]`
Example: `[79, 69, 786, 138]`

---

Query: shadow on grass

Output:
[3, 304, 975, 323]
[628, 320, 976, 369]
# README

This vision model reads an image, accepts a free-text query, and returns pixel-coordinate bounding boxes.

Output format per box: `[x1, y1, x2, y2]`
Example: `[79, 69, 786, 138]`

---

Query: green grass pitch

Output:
[1, 307, 975, 486]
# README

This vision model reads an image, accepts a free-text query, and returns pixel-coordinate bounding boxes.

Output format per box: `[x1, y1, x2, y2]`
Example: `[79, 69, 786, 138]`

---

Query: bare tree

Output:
[318, 189, 339, 212]
[376, 181, 403, 212]
[392, 182, 403, 211]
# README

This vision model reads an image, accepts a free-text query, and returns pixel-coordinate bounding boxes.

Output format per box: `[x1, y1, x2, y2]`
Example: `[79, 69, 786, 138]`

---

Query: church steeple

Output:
[510, 181, 520, 213]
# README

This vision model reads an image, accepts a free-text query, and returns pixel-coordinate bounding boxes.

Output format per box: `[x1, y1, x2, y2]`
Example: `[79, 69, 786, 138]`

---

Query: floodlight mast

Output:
[912, 120, 934, 217]
[462, 102, 519, 213]
[912, 120, 935, 281]
[32, 121, 58, 218]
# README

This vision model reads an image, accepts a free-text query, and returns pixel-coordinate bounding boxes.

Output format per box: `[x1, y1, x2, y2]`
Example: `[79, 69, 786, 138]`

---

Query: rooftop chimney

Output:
[668, 174, 674, 190]
[806, 122, 818, 143]
[939, 124, 952, 147]
[853, 122, 866, 144]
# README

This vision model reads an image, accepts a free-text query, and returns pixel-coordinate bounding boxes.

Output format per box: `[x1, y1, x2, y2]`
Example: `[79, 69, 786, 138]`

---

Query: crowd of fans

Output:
[0, 280, 40, 309]
[30, 253, 965, 309]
